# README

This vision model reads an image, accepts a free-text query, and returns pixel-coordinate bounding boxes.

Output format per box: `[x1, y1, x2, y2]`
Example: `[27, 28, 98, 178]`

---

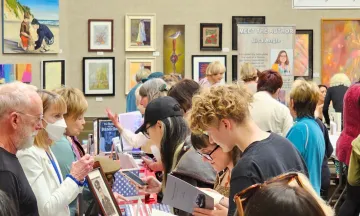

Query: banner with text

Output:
[237, 25, 295, 100]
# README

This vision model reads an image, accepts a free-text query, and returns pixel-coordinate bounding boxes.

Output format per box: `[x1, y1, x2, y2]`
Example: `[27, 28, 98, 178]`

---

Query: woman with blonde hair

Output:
[17, 90, 94, 216]
[239, 63, 258, 94]
[199, 61, 225, 87]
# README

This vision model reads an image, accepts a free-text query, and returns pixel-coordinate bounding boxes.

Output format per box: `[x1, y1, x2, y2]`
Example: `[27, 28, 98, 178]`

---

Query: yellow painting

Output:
[43, 61, 64, 90]
[15, 63, 32, 83]
[89, 63, 109, 90]
[125, 57, 155, 94]
[163, 25, 185, 78]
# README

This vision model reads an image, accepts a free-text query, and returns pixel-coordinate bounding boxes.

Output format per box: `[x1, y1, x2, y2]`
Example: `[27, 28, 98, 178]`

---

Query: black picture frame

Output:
[41, 60, 65, 90]
[232, 55, 238, 82]
[82, 57, 115, 96]
[294, 29, 314, 80]
[191, 55, 227, 83]
[200, 23, 223, 51]
[86, 161, 122, 216]
[232, 16, 266, 50]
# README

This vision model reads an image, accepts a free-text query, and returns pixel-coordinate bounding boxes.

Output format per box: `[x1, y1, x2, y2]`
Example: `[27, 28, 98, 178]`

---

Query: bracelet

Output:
[66, 174, 85, 186]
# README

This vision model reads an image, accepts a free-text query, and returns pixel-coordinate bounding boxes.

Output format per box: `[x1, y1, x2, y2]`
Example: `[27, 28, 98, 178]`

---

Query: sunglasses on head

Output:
[234, 172, 304, 216]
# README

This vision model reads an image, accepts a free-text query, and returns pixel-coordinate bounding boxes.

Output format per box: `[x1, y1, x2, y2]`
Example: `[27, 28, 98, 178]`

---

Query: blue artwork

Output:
[0, 64, 15, 84]
[99, 120, 120, 152]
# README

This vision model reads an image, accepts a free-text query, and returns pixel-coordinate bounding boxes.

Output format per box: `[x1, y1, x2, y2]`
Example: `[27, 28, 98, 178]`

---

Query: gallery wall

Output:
[0, 0, 359, 117]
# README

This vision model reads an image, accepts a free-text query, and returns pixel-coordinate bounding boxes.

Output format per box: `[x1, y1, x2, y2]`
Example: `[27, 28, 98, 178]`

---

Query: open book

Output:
[162, 174, 215, 213]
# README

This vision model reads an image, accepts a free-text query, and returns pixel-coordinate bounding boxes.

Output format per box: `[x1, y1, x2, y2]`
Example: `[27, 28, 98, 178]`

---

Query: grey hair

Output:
[0, 81, 38, 119]
[136, 68, 151, 82]
[139, 78, 167, 102]
[0, 190, 16, 216]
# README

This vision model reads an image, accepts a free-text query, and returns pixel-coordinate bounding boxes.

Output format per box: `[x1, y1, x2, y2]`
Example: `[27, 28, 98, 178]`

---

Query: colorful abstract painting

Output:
[322, 19, 360, 85]
[16, 64, 32, 83]
[2, 0, 59, 53]
[125, 57, 155, 94]
[0, 64, 15, 84]
[163, 25, 185, 78]
[294, 30, 313, 79]
[199, 62, 210, 81]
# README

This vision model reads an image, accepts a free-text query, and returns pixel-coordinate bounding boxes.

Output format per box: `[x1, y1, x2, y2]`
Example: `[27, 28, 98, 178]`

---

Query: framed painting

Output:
[125, 57, 156, 94]
[232, 55, 238, 81]
[163, 25, 185, 78]
[293, 0, 360, 9]
[321, 19, 360, 86]
[87, 161, 122, 216]
[192, 55, 227, 84]
[0, 64, 15, 84]
[83, 57, 115, 96]
[88, 19, 114, 52]
[294, 30, 313, 80]
[15, 64, 32, 83]
[41, 60, 65, 90]
[2, 0, 59, 54]
[200, 23, 222, 51]
[125, 14, 156, 51]
[232, 16, 266, 50]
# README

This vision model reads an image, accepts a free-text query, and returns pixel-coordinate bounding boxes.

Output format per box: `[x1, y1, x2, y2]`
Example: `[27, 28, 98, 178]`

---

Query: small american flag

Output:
[112, 170, 144, 200]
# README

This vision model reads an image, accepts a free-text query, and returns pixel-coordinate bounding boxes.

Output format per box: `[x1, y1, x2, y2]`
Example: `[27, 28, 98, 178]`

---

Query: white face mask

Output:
[20, 130, 38, 150]
[44, 118, 67, 142]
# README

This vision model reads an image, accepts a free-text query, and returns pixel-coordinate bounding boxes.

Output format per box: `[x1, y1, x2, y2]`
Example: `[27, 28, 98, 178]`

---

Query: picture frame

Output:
[293, 0, 360, 9]
[191, 55, 227, 84]
[87, 161, 122, 216]
[41, 60, 65, 90]
[88, 19, 114, 52]
[125, 14, 156, 51]
[200, 23, 222, 51]
[125, 57, 156, 94]
[294, 30, 313, 80]
[232, 55, 238, 82]
[82, 57, 115, 96]
[232, 16, 266, 50]
[93, 118, 121, 155]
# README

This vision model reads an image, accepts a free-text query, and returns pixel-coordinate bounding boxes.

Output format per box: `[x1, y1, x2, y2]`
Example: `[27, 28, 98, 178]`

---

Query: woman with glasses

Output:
[191, 133, 240, 216]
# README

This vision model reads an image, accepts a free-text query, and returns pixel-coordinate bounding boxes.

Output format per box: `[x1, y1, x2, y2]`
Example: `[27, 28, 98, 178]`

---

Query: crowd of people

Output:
[0, 60, 359, 216]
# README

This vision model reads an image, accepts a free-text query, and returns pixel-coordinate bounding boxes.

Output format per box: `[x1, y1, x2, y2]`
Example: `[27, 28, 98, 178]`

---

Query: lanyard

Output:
[46, 151, 62, 184]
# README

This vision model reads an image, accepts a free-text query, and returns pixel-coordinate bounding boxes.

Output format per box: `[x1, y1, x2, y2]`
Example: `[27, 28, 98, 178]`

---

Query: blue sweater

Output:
[126, 83, 140, 113]
[286, 117, 325, 194]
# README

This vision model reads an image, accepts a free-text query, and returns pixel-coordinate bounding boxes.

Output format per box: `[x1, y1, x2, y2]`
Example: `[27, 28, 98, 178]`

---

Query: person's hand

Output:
[105, 108, 123, 132]
[137, 176, 162, 194]
[193, 204, 228, 216]
[113, 192, 129, 204]
[70, 154, 94, 181]
[142, 157, 164, 172]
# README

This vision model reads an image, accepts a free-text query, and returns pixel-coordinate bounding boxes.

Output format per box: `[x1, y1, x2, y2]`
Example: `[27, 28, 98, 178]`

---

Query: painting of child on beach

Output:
[2, 0, 59, 54]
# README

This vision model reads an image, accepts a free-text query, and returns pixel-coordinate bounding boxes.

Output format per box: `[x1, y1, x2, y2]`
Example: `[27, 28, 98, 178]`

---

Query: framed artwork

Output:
[125, 14, 156, 51]
[0, 64, 15, 84]
[2, 0, 59, 54]
[87, 161, 122, 216]
[82, 57, 115, 96]
[15, 64, 32, 83]
[200, 23, 222, 51]
[163, 25, 185, 78]
[294, 30, 313, 80]
[232, 16, 266, 50]
[93, 118, 121, 155]
[88, 19, 114, 52]
[293, 0, 360, 9]
[232, 55, 238, 81]
[125, 57, 155, 94]
[321, 19, 360, 86]
[191, 55, 227, 84]
[41, 60, 65, 90]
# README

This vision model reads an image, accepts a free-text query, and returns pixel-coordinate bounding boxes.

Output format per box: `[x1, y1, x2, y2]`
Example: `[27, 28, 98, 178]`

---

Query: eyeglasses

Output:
[234, 172, 303, 216]
[142, 124, 154, 139]
[16, 111, 44, 125]
[197, 145, 220, 161]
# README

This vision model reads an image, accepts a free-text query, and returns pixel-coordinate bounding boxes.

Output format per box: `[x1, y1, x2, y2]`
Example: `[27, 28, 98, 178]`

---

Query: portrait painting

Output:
[15, 64, 32, 83]
[200, 23, 222, 51]
[41, 60, 65, 90]
[88, 19, 113, 52]
[0, 64, 15, 84]
[321, 19, 360, 85]
[294, 30, 313, 79]
[232, 16, 266, 50]
[2, 0, 59, 53]
[125, 57, 155, 94]
[83, 57, 115, 96]
[125, 14, 156, 51]
[163, 25, 185, 78]
[192, 55, 227, 84]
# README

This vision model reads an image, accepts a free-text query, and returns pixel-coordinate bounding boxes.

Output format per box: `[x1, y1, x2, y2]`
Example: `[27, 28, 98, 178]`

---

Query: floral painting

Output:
[200, 23, 222, 51]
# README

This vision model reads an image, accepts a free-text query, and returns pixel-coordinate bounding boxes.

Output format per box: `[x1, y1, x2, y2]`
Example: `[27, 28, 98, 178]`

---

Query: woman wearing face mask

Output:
[17, 90, 94, 216]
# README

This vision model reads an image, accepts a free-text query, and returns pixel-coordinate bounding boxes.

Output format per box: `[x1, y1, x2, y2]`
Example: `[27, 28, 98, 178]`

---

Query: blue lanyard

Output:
[46, 152, 62, 184]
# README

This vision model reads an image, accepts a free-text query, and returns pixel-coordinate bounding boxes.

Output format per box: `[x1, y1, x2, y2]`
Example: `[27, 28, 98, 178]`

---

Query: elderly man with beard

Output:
[0, 81, 43, 216]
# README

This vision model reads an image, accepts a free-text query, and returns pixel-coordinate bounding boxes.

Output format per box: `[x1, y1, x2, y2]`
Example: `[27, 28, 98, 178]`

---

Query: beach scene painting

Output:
[2, 0, 59, 54]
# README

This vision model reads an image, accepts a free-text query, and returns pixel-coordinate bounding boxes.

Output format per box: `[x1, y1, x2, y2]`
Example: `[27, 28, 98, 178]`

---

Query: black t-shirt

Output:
[228, 133, 308, 216]
[0, 148, 39, 216]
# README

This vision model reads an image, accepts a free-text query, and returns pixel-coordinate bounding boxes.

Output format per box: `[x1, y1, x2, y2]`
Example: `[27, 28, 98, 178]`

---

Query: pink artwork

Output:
[16, 64, 32, 83]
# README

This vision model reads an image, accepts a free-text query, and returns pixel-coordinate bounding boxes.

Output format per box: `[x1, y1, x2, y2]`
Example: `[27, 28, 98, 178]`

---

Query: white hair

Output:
[0, 82, 38, 119]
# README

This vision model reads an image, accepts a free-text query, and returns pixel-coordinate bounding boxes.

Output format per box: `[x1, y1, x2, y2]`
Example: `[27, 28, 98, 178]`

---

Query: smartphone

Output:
[121, 171, 147, 187]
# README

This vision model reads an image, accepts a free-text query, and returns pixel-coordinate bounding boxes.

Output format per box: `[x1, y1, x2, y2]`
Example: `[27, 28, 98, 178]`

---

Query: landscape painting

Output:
[322, 19, 360, 85]
[0, 64, 15, 84]
[163, 25, 185, 79]
[125, 14, 156, 51]
[2, 0, 59, 54]
[15, 64, 32, 83]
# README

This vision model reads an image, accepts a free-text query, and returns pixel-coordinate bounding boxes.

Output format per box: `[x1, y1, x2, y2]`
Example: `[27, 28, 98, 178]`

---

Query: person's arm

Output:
[17, 150, 81, 215]
[281, 107, 294, 137]
[121, 129, 148, 148]
[286, 124, 306, 156]
[323, 88, 332, 125]
[0, 171, 21, 214]
[34, 29, 44, 50]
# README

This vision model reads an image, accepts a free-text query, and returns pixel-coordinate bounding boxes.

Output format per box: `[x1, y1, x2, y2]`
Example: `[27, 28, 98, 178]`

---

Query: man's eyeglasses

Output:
[16, 111, 44, 125]
[233, 172, 304, 216]
[197, 145, 220, 161]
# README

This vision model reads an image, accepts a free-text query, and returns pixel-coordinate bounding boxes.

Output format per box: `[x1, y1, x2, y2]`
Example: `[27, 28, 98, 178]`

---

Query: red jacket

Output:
[336, 83, 360, 165]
